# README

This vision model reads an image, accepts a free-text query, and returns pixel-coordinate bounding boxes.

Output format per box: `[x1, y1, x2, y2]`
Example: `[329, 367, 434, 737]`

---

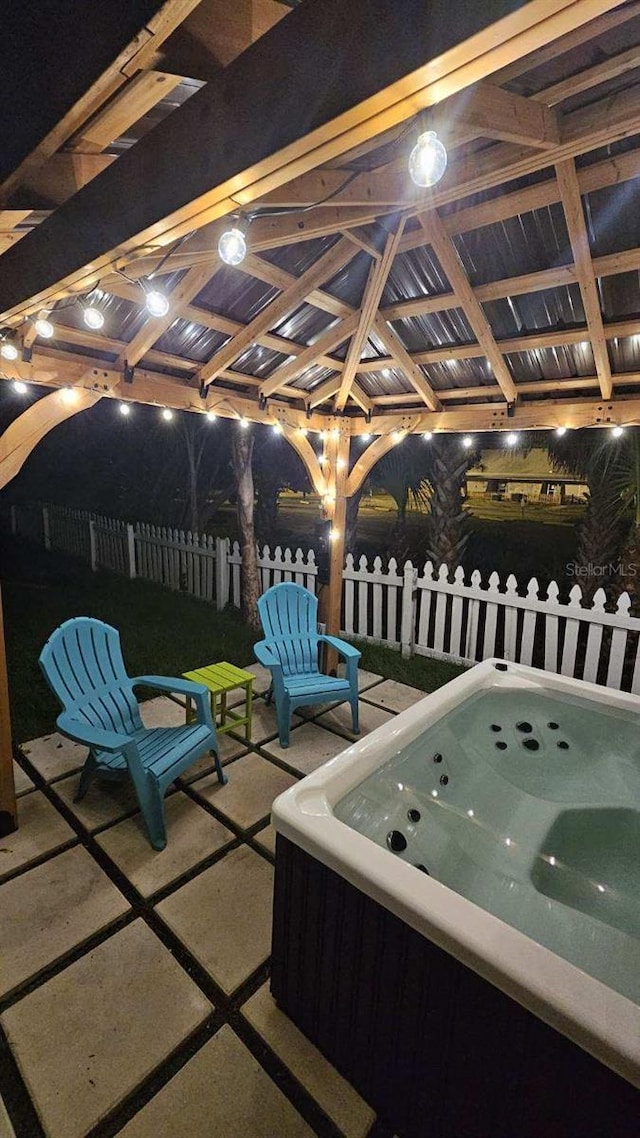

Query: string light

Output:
[119, 403, 131, 416]
[408, 130, 448, 188]
[423, 431, 432, 441]
[505, 432, 519, 447]
[611, 425, 624, 439]
[462, 435, 473, 449]
[218, 225, 247, 266]
[239, 417, 249, 428]
[337, 458, 346, 470]
[392, 430, 403, 443]
[329, 528, 340, 541]
[206, 410, 217, 422]
[83, 304, 105, 330]
[34, 312, 55, 339]
[60, 387, 77, 404]
[299, 427, 308, 436]
[555, 426, 567, 437]
[13, 380, 27, 394]
[361, 433, 371, 442]
[0, 337, 19, 361]
[161, 407, 174, 421]
[145, 289, 170, 318]
[272, 422, 283, 434]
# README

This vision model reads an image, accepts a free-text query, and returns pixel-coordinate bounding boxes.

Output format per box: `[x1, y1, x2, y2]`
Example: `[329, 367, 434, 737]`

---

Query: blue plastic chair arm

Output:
[56, 713, 131, 753]
[254, 641, 283, 671]
[132, 675, 209, 698]
[318, 635, 361, 660]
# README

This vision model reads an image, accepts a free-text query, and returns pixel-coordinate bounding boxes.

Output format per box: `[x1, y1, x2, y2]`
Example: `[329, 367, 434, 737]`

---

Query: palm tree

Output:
[369, 436, 431, 560]
[548, 428, 628, 602]
[425, 434, 479, 569]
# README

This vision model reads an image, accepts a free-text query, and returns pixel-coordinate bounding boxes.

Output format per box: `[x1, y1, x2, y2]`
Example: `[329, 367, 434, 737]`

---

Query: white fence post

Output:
[42, 506, 51, 551]
[126, 523, 136, 579]
[215, 536, 230, 609]
[89, 519, 97, 571]
[400, 560, 417, 658]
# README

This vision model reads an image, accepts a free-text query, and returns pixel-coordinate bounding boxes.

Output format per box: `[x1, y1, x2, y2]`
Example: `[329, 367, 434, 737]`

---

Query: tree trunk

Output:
[345, 485, 364, 554]
[231, 424, 261, 632]
[427, 436, 473, 570]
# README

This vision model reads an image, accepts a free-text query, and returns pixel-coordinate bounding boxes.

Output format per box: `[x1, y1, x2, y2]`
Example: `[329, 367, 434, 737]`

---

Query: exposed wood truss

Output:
[2, 0, 640, 440]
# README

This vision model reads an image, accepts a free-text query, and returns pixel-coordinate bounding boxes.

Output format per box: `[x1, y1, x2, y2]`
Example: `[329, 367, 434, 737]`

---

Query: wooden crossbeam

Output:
[258, 81, 640, 215]
[258, 313, 359, 399]
[420, 210, 518, 404]
[117, 260, 219, 368]
[100, 274, 348, 372]
[0, 0, 621, 322]
[430, 81, 559, 149]
[243, 253, 353, 319]
[555, 158, 612, 400]
[335, 222, 405, 411]
[0, 0, 202, 205]
[13, 346, 640, 438]
[69, 72, 186, 153]
[380, 245, 640, 325]
[197, 238, 355, 388]
[372, 314, 442, 412]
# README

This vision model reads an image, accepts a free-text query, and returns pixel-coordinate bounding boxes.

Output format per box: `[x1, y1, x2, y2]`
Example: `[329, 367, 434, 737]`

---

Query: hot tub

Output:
[271, 660, 640, 1138]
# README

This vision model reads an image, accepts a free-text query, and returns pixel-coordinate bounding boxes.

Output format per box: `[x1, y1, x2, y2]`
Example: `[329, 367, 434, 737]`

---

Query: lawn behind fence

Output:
[1, 536, 466, 742]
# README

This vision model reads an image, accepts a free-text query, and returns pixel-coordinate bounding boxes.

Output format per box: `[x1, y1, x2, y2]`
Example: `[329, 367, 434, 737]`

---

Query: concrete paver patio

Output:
[0, 670, 415, 1138]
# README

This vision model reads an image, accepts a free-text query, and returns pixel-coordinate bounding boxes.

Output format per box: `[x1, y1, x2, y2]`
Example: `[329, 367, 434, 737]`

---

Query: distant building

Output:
[466, 448, 586, 504]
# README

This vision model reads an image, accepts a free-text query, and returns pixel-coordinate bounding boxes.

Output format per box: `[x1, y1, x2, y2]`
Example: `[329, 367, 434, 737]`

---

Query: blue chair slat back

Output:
[39, 617, 142, 736]
[257, 583, 319, 675]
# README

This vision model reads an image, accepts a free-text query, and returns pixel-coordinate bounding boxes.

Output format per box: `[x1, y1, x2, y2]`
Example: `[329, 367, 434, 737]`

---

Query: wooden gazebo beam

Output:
[0, 0, 620, 324]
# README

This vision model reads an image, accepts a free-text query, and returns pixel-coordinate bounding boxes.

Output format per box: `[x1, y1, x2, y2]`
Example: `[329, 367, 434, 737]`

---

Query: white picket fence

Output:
[8, 502, 640, 694]
[9, 504, 317, 613]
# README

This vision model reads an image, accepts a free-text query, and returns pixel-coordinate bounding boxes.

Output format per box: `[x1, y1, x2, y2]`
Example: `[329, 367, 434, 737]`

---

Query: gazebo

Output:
[2, 0, 640, 833]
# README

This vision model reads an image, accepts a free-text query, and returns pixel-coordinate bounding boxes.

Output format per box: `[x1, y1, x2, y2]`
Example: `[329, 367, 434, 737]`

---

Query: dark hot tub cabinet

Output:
[270, 661, 640, 1138]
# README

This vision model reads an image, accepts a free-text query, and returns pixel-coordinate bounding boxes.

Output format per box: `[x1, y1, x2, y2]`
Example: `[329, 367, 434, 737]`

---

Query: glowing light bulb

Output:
[555, 426, 567, 438]
[218, 227, 247, 266]
[119, 403, 130, 416]
[299, 427, 308, 436]
[34, 313, 54, 339]
[505, 432, 519, 447]
[13, 380, 27, 394]
[83, 305, 104, 330]
[408, 130, 448, 188]
[329, 528, 340, 541]
[60, 387, 77, 404]
[145, 289, 170, 318]
[611, 425, 624, 439]
[320, 431, 327, 440]
[462, 435, 473, 449]
[361, 433, 371, 442]
[239, 417, 249, 429]
[272, 422, 283, 434]
[161, 407, 174, 421]
[1, 340, 19, 361]
[467, 809, 474, 818]
[337, 458, 346, 470]
[392, 430, 403, 443]
[206, 410, 217, 422]
[423, 431, 433, 441]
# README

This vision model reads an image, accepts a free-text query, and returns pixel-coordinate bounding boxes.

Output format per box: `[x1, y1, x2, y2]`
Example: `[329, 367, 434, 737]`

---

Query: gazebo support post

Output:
[323, 430, 350, 665]
[0, 587, 17, 837]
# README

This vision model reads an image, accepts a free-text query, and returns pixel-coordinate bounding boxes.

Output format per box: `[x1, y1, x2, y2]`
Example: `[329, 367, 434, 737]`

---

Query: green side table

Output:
[183, 661, 254, 742]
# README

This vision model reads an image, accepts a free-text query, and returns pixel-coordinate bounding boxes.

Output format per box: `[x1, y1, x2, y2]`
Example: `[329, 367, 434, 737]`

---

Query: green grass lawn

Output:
[1, 537, 464, 743]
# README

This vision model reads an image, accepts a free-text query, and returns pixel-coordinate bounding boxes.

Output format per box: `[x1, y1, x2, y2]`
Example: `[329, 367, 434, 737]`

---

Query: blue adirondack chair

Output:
[39, 617, 225, 850]
[255, 582, 361, 748]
